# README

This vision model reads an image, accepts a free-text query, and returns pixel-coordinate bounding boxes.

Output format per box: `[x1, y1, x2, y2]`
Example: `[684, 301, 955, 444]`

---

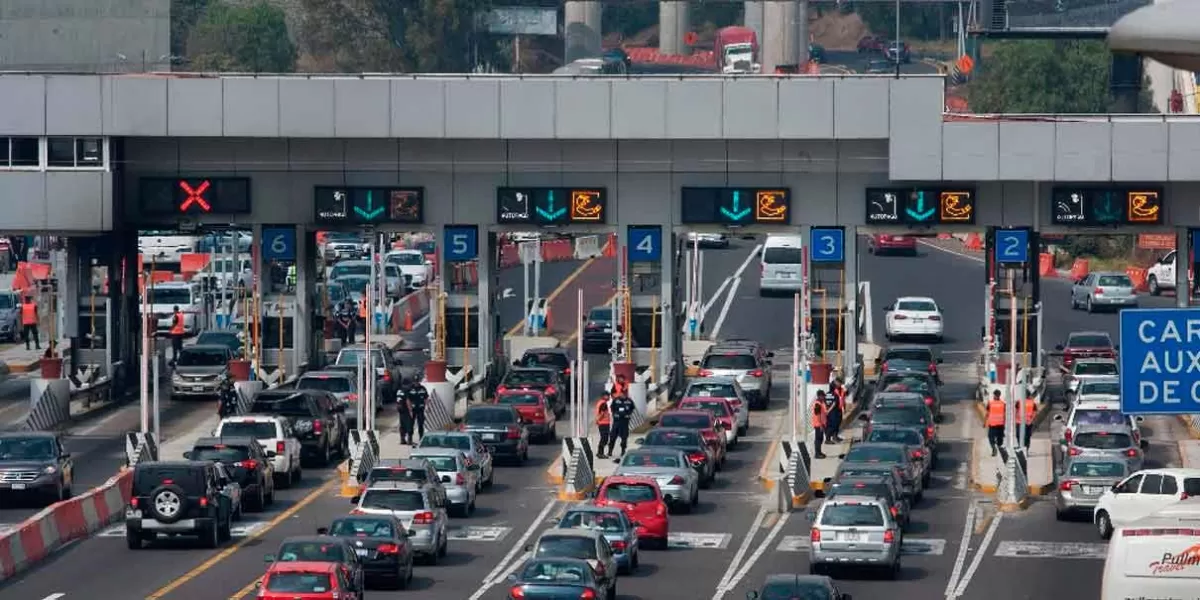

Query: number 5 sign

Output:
[444, 225, 478, 261]
[261, 226, 296, 261]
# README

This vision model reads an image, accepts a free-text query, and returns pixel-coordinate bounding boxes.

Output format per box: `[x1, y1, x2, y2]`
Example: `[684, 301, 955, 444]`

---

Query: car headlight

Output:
[43, 466, 57, 474]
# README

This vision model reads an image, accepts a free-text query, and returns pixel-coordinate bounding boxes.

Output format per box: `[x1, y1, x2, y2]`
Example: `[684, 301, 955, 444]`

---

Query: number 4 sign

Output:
[628, 225, 662, 263]
[443, 225, 478, 262]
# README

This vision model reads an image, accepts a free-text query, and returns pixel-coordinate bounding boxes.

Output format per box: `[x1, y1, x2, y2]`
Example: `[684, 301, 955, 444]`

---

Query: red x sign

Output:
[178, 180, 212, 212]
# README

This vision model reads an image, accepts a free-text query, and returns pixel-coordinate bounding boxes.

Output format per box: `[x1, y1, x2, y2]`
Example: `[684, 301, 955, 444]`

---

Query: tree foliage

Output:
[850, 3, 950, 41]
[171, 0, 212, 58]
[188, 1, 296, 73]
[969, 40, 1115, 113]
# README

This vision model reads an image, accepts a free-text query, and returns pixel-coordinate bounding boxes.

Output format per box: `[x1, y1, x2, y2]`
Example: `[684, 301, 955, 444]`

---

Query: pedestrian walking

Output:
[1021, 395, 1038, 449]
[986, 389, 1009, 463]
[594, 393, 612, 459]
[20, 295, 39, 351]
[398, 393, 415, 444]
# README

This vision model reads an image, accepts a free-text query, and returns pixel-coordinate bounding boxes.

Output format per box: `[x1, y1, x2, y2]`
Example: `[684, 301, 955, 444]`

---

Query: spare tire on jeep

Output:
[149, 484, 189, 524]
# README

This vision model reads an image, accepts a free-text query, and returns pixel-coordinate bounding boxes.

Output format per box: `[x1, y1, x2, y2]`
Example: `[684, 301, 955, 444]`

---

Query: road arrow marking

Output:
[535, 190, 567, 221]
[720, 190, 752, 221]
[354, 190, 386, 220]
[501, 288, 515, 299]
[905, 190, 936, 221]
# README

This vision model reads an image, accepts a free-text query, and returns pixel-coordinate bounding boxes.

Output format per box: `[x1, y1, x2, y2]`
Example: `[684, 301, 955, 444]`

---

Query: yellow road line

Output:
[145, 476, 339, 600]
[504, 257, 601, 337]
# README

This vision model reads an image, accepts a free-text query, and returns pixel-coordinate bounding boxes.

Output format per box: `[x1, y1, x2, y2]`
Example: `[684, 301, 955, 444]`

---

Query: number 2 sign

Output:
[994, 229, 1029, 264]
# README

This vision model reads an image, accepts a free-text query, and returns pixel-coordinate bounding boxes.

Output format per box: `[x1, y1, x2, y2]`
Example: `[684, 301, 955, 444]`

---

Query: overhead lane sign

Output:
[864, 187, 976, 225]
[496, 188, 607, 226]
[1119, 308, 1200, 415]
[680, 188, 792, 225]
[139, 177, 252, 216]
[314, 187, 425, 224]
[1051, 186, 1164, 226]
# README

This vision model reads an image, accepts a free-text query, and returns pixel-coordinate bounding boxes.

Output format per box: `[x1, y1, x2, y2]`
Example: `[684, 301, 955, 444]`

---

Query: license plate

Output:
[840, 532, 864, 542]
[192, 386, 206, 392]
[126, 508, 142, 518]
[483, 433, 499, 441]
[355, 549, 370, 557]
[778, 272, 795, 279]
[1084, 486, 1102, 495]
[10, 483, 25, 490]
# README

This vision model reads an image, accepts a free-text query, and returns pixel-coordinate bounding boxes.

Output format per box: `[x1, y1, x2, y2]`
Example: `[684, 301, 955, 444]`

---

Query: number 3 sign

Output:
[261, 226, 296, 261]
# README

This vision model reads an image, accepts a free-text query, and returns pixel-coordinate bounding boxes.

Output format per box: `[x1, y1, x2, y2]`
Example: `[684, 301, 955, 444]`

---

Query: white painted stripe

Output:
[918, 240, 984, 264]
[719, 512, 790, 595]
[670, 532, 733, 550]
[40, 594, 65, 600]
[943, 500, 979, 598]
[468, 499, 559, 600]
[992, 541, 1107, 559]
[951, 512, 1002, 598]
[708, 276, 742, 341]
[714, 505, 768, 592]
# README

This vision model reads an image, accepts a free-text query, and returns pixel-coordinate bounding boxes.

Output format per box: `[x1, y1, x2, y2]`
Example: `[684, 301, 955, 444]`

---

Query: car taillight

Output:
[275, 441, 285, 454]
[376, 543, 400, 554]
[497, 385, 508, 393]
[810, 527, 821, 542]
[1126, 448, 1140, 457]
[880, 361, 888, 372]
[564, 367, 571, 376]
[928, 315, 941, 321]
[236, 459, 258, 470]
[131, 498, 139, 508]
[1068, 447, 1083, 456]
[928, 363, 937, 373]
[610, 540, 627, 552]
[382, 370, 392, 381]
[1060, 480, 1076, 491]
[413, 511, 435, 524]
[698, 369, 714, 377]
[924, 397, 934, 406]
[884, 529, 896, 543]
[1064, 429, 1073, 443]
[911, 450, 923, 459]
[656, 503, 666, 517]
[510, 586, 526, 599]
[893, 314, 908, 320]
[507, 426, 521, 439]
[669, 475, 686, 485]
[346, 393, 358, 402]
[545, 386, 557, 395]
[199, 496, 208, 507]
[580, 588, 597, 600]
[312, 420, 322, 435]
[687, 451, 706, 464]
[1093, 287, 1104, 294]
[1183, 493, 1191, 500]
[456, 473, 466, 485]
[749, 369, 764, 377]
[890, 506, 899, 517]
[925, 426, 934, 439]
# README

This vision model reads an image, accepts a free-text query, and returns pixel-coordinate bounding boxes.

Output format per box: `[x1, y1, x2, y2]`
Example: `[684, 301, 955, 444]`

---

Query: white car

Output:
[1073, 376, 1121, 405]
[1146, 250, 1177, 296]
[1101, 498, 1200, 599]
[385, 250, 433, 289]
[1054, 399, 1143, 452]
[213, 415, 303, 487]
[686, 232, 729, 248]
[1094, 468, 1200, 539]
[884, 296, 944, 342]
[1064, 358, 1118, 400]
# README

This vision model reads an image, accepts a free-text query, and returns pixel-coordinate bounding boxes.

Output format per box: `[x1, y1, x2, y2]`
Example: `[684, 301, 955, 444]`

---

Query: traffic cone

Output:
[403, 309, 413, 332]
[602, 234, 616, 258]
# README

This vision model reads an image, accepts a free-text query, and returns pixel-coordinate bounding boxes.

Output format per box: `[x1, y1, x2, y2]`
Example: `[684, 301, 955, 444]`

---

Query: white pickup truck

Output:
[1146, 250, 1178, 296]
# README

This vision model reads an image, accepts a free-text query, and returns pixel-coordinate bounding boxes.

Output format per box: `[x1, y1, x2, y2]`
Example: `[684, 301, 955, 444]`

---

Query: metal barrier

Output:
[124, 431, 159, 467]
[346, 430, 380, 484]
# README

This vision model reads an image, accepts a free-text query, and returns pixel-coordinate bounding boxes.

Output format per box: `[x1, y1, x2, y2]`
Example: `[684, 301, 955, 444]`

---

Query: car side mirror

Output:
[1053, 414, 1065, 422]
[441, 475, 452, 483]
[837, 453, 846, 459]
[1135, 416, 1145, 423]
[263, 554, 276, 562]
[513, 360, 522, 367]
[316, 527, 329, 534]
[350, 495, 360, 504]
[634, 438, 644, 445]
[266, 451, 278, 458]
[936, 358, 944, 364]
[1111, 483, 1121, 494]
[507, 573, 518, 582]
[630, 520, 641, 527]
[884, 304, 894, 311]
[182, 451, 193, 460]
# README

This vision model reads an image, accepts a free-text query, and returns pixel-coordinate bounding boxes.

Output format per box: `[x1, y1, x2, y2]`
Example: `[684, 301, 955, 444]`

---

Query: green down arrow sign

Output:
[720, 190, 752, 221]
[354, 190, 385, 220]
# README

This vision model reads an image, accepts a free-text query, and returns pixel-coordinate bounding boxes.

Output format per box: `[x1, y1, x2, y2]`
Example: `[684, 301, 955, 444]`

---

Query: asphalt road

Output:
[823, 50, 941, 75]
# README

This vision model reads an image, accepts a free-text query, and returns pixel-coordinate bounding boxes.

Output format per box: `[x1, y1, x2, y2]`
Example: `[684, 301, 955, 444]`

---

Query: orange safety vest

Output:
[832, 387, 846, 413]
[20, 302, 36, 326]
[1022, 398, 1038, 425]
[358, 300, 367, 319]
[611, 381, 627, 398]
[594, 398, 612, 426]
[170, 310, 186, 335]
[812, 400, 828, 429]
[986, 399, 1006, 427]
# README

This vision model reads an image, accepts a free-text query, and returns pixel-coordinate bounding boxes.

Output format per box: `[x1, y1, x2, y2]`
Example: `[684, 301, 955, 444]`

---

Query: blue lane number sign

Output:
[994, 229, 1029, 264]
[443, 226, 478, 262]
[261, 226, 296, 261]
[627, 226, 662, 263]
[809, 227, 845, 263]
[1119, 308, 1200, 415]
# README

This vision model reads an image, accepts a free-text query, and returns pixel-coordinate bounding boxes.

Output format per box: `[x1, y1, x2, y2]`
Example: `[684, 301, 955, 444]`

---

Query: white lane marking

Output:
[713, 505, 768, 592]
[448, 526, 512, 542]
[716, 512, 790, 597]
[992, 541, 1107, 559]
[918, 240, 984, 264]
[950, 512, 1002, 598]
[40, 595, 65, 600]
[708, 276, 742, 341]
[943, 499, 979, 598]
[468, 499, 559, 600]
[669, 532, 733, 550]
[776, 536, 946, 556]
[702, 243, 762, 330]
[701, 276, 733, 322]
[75, 404, 135, 436]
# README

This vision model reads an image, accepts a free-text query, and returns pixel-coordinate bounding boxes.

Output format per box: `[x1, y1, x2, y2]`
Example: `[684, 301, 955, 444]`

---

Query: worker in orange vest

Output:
[1021, 396, 1038, 449]
[594, 393, 613, 459]
[20, 295, 39, 351]
[986, 389, 1009, 463]
[610, 373, 628, 398]
[358, 298, 368, 338]
[169, 305, 186, 362]
[812, 391, 830, 459]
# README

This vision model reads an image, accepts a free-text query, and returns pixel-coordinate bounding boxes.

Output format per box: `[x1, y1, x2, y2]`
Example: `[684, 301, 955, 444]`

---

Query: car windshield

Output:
[329, 518, 395, 538]
[1074, 362, 1117, 376]
[419, 435, 471, 451]
[659, 413, 712, 429]
[1079, 382, 1120, 396]
[682, 401, 730, 417]
[335, 349, 383, 369]
[0, 295, 14, 309]
[196, 333, 238, 347]
[845, 446, 906, 464]
[387, 253, 424, 266]
[505, 370, 552, 385]
[146, 288, 193, 305]
[560, 511, 625, 533]
[337, 276, 370, 292]
[1096, 275, 1132, 287]
[368, 467, 429, 485]
[384, 265, 402, 278]
[867, 429, 923, 446]
[621, 452, 682, 468]
[277, 541, 347, 562]
[535, 536, 597, 559]
[360, 489, 425, 511]
[251, 395, 311, 417]
[884, 348, 933, 362]
[1073, 409, 1126, 426]
[0, 437, 56, 460]
[521, 353, 569, 369]
[496, 393, 541, 405]
[1074, 432, 1133, 450]
[821, 503, 886, 526]
[418, 456, 458, 471]
[265, 572, 332, 593]
[1068, 461, 1126, 478]
[896, 300, 936, 311]
[330, 263, 371, 278]
[588, 308, 612, 321]
[644, 429, 700, 446]
[465, 408, 516, 425]
[218, 421, 276, 439]
[177, 349, 227, 367]
[762, 247, 803, 263]
[520, 560, 592, 583]
[870, 407, 928, 425]
[191, 445, 250, 462]
[760, 581, 834, 600]
[686, 383, 737, 398]
[1067, 334, 1111, 348]
[701, 354, 756, 370]
[298, 376, 354, 393]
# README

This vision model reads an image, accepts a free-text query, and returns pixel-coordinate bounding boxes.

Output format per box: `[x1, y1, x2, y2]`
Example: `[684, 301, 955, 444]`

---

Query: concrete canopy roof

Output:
[1109, 1, 1200, 71]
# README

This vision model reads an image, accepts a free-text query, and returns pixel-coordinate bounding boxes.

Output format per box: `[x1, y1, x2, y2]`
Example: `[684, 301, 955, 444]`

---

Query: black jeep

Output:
[125, 460, 235, 549]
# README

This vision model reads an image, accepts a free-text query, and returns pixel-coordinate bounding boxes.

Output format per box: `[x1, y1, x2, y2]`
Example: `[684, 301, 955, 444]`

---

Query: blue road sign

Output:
[994, 229, 1029, 264]
[809, 227, 845, 263]
[1119, 308, 1200, 415]
[628, 225, 662, 263]
[1192, 229, 1200, 264]
[261, 226, 296, 261]
[443, 226, 478, 261]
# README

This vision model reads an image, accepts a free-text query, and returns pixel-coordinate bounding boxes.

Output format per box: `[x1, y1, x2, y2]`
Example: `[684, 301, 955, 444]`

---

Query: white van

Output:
[758, 235, 805, 295]
[1101, 498, 1200, 600]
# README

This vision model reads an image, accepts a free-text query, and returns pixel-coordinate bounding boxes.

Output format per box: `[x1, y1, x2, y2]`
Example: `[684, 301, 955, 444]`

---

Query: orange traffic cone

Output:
[602, 234, 616, 258]
[403, 309, 413, 332]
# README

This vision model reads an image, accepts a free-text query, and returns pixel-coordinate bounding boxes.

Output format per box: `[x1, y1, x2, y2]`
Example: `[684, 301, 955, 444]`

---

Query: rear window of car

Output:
[559, 511, 624, 533]
[588, 308, 612, 321]
[1066, 334, 1112, 348]
[884, 349, 933, 362]
[820, 503, 886, 526]
[1073, 432, 1133, 450]
[217, 421, 277, 439]
[701, 354, 756, 370]
[660, 413, 712, 429]
[419, 434, 471, 451]
[276, 541, 349, 562]
[1074, 362, 1118, 376]
[521, 353, 569, 369]
[297, 376, 354, 393]
[1097, 275, 1132, 287]
[1079, 381, 1120, 396]
[360, 489, 426, 511]
[621, 452, 682, 468]
[535, 536, 597, 559]
[417, 456, 458, 472]
[251, 394, 312, 417]
[1068, 461, 1126, 478]
[1072, 409, 1126, 427]
[335, 349, 384, 369]
[686, 383, 737, 398]
[845, 446, 906, 464]
[880, 377, 933, 394]
[645, 429, 700, 446]
[265, 572, 332, 593]
[681, 400, 731, 417]
[367, 467, 429, 485]
[896, 300, 937, 311]
[870, 407, 928, 425]
[177, 349, 227, 366]
[191, 445, 251, 462]
[505, 370, 553, 385]
[134, 465, 203, 492]
[762, 247, 803, 264]
[867, 429, 923, 446]
[830, 482, 891, 500]
[1185, 478, 1200, 496]
[465, 407, 517, 425]
[601, 482, 658, 503]
[497, 393, 541, 405]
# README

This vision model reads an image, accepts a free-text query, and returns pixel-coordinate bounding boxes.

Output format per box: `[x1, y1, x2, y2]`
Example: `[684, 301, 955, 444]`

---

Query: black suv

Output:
[0, 431, 74, 505]
[250, 389, 348, 466]
[126, 460, 235, 549]
[185, 436, 276, 511]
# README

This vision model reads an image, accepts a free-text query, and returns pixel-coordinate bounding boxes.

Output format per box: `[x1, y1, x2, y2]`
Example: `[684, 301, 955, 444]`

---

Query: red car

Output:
[493, 388, 557, 443]
[656, 409, 727, 468]
[677, 397, 739, 449]
[1056, 331, 1117, 372]
[256, 561, 361, 600]
[868, 234, 917, 256]
[594, 475, 670, 549]
[857, 35, 887, 53]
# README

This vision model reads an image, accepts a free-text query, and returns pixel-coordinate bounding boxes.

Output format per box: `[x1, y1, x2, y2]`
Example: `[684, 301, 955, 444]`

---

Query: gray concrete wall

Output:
[0, 172, 113, 231]
[0, 0, 170, 72]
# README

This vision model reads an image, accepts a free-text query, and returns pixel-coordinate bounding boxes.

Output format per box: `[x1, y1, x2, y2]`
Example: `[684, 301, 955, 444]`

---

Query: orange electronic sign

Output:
[754, 190, 790, 222]
[938, 190, 975, 223]
[1127, 190, 1162, 224]
[570, 189, 605, 222]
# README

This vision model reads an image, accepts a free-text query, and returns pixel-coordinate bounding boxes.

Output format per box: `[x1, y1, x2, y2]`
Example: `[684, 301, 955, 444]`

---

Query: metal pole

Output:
[1007, 279, 1019, 456]
[791, 292, 800, 441]
[152, 337, 160, 439]
[534, 246, 543, 335]
[523, 248, 531, 335]
[139, 273, 150, 433]
[800, 254, 811, 438]
[577, 287, 584, 422]
[582, 359, 590, 438]
[1034, 301, 1044, 371]
[894, 0, 902, 78]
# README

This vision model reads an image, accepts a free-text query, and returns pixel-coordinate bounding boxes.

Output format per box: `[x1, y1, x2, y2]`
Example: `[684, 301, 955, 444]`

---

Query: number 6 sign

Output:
[261, 226, 296, 261]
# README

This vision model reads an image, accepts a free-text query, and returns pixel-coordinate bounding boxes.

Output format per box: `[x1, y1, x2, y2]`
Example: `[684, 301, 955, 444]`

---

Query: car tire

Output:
[1096, 510, 1114, 540]
[292, 463, 302, 484]
[219, 514, 232, 541]
[1085, 297, 1094, 313]
[321, 442, 333, 467]
[265, 479, 276, 506]
[202, 522, 220, 549]
[438, 533, 449, 557]
[1149, 275, 1160, 296]
[148, 485, 188, 524]
[1055, 507, 1068, 521]
[249, 486, 265, 512]
[887, 560, 901, 580]
[125, 529, 144, 550]
[484, 468, 494, 488]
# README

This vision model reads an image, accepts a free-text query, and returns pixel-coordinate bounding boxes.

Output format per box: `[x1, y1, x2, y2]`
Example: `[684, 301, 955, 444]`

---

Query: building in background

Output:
[0, 0, 170, 72]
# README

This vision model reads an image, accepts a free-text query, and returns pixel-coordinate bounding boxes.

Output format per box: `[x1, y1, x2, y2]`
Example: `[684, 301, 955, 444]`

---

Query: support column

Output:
[1177, 227, 1191, 308]
[744, 1, 765, 42]
[659, 1, 692, 56]
[842, 228, 858, 380]
[659, 230, 675, 387]
[763, 1, 801, 73]
[797, 0, 810, 65]
[477, 242, 493, 378]
[60, 240, 81, 357]
[564, 1, 603, 64]
[295, 226, 312, 371]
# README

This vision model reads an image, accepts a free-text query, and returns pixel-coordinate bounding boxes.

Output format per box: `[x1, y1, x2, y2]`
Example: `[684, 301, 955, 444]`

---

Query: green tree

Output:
[968, 40, 1119, 113]
[188, 1, 296, 73]
[171, 0, 212, 58]
[852, 3, 949, 42]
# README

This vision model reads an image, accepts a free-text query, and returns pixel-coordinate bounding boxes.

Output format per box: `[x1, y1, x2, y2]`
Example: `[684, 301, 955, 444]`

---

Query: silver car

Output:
[526, 529, 619, 592]
[683, 377, 750, 435]
[296, 371, 376, 427]
[555, 504, 641, 574]
[409, 447, 478, 517]
[840, 442, 924, 502]
[1065, 424, 1144, 473]
[614, 448, 700, 512]
[809, 495, 902, 578]
[1064, 358, 1118, 400]
[0, 291, 20, 342]
[1055, 456, 1129, 520]
[171, 345, 233, 398]
[694, 344, 773, 409]
[417, 432, 495, 489]
[1071, 271, 1138, 313]
[1074, 376, 1121, 405]
[352, 481, 449, 564]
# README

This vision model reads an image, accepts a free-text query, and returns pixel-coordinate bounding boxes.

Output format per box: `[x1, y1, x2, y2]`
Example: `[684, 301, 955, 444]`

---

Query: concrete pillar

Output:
[1177, 227, 1191, 308]
[477, 240, 493, 378]
[564, 1, 603, 64]
[659, 1, 692, 56]
[659, 230, 675, 387]
[295, 226, 312, 371]
[797, 0, 810, 65]
[744, 1, 765, 43]
[763, 1, 807, 73]
[842, 229, 858, 380]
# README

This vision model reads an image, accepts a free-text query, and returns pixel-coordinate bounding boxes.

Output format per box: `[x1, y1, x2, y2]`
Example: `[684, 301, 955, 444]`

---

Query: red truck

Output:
[714, 26, 759, 73]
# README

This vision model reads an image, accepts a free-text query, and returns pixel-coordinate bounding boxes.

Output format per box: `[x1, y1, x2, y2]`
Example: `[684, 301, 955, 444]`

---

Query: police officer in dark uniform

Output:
[336, 298, 356, 345]
[405, 382, 429, 441]
[823, 385, 843, 443]
[398, 388, 415, 444]
[607, 393, 636, 460]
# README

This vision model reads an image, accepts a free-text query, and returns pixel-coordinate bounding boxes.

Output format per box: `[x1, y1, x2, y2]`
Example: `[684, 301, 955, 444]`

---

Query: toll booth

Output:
[443, 294, 482, 371]
[991, 294, 1038, 357]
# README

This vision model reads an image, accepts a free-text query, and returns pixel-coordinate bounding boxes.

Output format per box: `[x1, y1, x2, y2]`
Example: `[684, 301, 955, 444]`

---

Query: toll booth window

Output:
[0, 294, 14, 309]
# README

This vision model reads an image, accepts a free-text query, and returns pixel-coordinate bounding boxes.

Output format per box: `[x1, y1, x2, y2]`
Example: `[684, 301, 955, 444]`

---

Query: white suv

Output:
[1146, 250, 1176, 296]
[1054, 399, 1142, 453]
[214, 415, 303, 487]
[1094, 468, 1200, 539]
